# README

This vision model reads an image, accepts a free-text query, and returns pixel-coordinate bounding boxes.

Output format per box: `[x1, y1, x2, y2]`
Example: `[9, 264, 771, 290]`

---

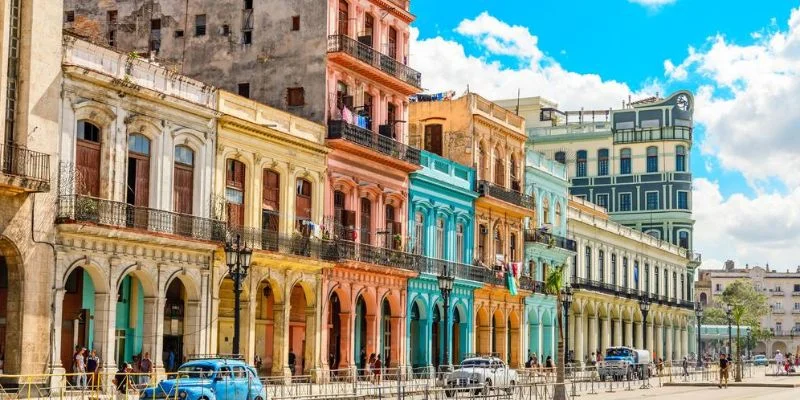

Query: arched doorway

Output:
[163, 279, 186, 372]
[288, 284, 307, 375]
[254, 280, 275, 375]
[452, 305, 464, 365]
[217, 278, 251, 360]
[328, 292, 342, 371]
[509, 311, 521, 367]
[542, 310, 553, 360]
[432, 304, 441, 368]
[380, 298, 392, 367]
[409, 298, 427, 368]
[354, 296, 367, 369]
[60, 267, 96, 371]
[476, 307, 490, 355]
[114, 274, 146, 366]
[0, 244, 22, 374]
[492, 310, 505, 361]
[528, 309, 541, 358]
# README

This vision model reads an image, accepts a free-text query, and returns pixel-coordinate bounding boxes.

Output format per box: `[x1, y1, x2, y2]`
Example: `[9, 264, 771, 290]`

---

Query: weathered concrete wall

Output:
[64, 0, 328, 123]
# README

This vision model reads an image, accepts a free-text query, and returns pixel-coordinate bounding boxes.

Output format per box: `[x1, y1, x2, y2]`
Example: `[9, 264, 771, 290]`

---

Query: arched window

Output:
[127, 134, 151, 207]
[645, 230, 661, 240]
[76, 120, 101, 197]
[494, 148, 505, 186]
[386, 205, 400, 249]
[634, 260, 640, 290]
[363, 13, 374, 47]
[455, 223, 464, 263]
[655, 267, 660, 295]
[226, 159, 246, 226]
[337, 0, 349, 36]
[597, 148, 609, 176]
[576, 150, 587, 177]
[542, 197, 550, 225]
[424, 124, 443, 155]
[646, 146, 658, 173]
[262, 170, 280, 234]
[494, 228, 503, 263]
[611, 253, 617, 286]
[295, 178, 312, 234]
[676, 145, 686, 172]
[436, 218, 445, 259]
[360, 197, 371, 245]
[555, 151, 566, 165]
[173, 146, 194, 215]
[598, 250, 605, 283]
[699, 292, 708, 306]
[477, 144, 487, 181]
[554, 202, 562, 227]
[388, 26, 397, 59]
[644, 263, 650, 293]
[478, 224, 488, 263]
[673, 271, 678, 298]
[510, 155, 520, 191]
[509, 233, 517, 262]
[414, 212, 425, 254]
[620, 148, 631, 175]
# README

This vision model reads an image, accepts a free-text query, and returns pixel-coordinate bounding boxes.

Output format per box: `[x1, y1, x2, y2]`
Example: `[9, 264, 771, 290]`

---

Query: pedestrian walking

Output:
[87, 349, 100, 390]
[373, 353, 382, 383]
[74, 347, 87, 389]
[681, 356, 689, 378]
[140, 352, 153, 386]
[775, 350, 785, 375]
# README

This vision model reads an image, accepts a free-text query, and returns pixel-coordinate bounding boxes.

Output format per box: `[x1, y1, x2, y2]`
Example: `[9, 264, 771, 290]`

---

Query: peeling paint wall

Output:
[64, 0, 328, 123]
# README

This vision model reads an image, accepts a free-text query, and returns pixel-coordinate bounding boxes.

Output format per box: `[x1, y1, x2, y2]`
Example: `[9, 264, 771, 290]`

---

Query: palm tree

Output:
[545, 263, 567, 400]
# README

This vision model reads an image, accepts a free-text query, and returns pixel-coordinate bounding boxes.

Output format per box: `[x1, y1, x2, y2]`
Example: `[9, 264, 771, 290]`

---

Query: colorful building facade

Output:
[406, 151, 479, 369]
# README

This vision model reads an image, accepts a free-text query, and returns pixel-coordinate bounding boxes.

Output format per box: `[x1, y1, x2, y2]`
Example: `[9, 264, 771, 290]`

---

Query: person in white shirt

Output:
[775, 350, 784, 375]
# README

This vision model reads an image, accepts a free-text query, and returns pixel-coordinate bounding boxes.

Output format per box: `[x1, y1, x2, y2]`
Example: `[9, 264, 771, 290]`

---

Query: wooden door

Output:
[76, 140, 100, 197]
[226, 160, 245, 227]
[424, 124, 443, 156]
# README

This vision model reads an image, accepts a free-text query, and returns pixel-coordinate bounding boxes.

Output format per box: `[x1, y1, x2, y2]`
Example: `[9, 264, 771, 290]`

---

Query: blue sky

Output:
[407, 1, 800, 271]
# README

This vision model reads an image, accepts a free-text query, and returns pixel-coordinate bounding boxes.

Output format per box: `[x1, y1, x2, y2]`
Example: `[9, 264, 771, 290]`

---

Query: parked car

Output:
[753, 355, 769, 366]
[444, 356, 518, 397]
[139, 356, 266, 400]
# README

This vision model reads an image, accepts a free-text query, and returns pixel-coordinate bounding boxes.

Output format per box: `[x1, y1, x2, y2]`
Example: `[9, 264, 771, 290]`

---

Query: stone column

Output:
[666, 325, 674, 362]
[272, 303, 291, 378]
[184, 300, 200, 361]
[94, 292, 118, 392]
[682, 328, 689, 359]
[49, 289, 67, 391]
[574, 313, 584, 364]
[587, 315, 598, 360]
[390, 316, 403, 367]
[635, 321, 643, 349]
[614, 318, 623, 346]
[601, 317, 611, 353]
[654, 324, 663, 359]
[339, 311, 352, 368]
[624, 320, 633, 347]
[304, 306, 317, 376]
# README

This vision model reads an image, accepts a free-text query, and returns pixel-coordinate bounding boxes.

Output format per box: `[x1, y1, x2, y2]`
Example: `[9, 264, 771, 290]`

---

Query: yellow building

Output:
[409, 93, 534, 367]
[213, 91, 332, 378]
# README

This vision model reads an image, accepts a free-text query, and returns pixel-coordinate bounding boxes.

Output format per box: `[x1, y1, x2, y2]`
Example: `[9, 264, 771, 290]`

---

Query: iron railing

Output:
[419, 257, 505, 286]
[1, 143, 50, 182]
[613, 126, 692, 144]
[476, 180, 535, 209]
[327, 34, 421, 88]
[328, 120, 421, 165]
[571, 277, 694, 310]
[523, 229, 577, 251]
[56, 195, 227, 242]
[687, 252, 702, 263]
[518, 275, 546, 294]
[226, 225, 340, 262]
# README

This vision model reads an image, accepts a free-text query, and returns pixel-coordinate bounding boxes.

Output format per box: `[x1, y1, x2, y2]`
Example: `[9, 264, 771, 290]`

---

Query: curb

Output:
[663, 382, 800, 388]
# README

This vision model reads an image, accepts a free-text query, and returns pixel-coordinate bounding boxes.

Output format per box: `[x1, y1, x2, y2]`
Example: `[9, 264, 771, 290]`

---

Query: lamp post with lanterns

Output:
[639, 296, 651, 352]
[725, 304, 733, 356]
[562, 285, 574, 364]
[437, 264, 455, 371]
[225, 234, 253, 356]
[695, 302, 704, 368]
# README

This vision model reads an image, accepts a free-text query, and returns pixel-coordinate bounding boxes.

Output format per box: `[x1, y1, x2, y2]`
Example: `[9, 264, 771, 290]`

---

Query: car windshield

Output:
[605, 348, 632, 357]
[176, 364, 215, 379]
[460, 359, 490, 368]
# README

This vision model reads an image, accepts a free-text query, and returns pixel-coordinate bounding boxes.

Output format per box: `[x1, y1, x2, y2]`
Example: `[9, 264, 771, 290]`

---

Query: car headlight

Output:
[179, 391, 188, 399]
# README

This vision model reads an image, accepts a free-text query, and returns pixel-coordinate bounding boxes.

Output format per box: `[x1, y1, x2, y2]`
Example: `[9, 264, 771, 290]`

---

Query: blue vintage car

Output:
[140, 356, 266, 400]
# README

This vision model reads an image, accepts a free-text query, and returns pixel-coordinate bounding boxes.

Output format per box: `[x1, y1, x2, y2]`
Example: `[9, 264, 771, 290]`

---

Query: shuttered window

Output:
[76, 120, 101, 197]
[360, 197, 371, 245]
[295, 178, 312, 233]
[126, 134, 150, 207]
[226, 159, 245, 227]
[173, 146, 194, 214]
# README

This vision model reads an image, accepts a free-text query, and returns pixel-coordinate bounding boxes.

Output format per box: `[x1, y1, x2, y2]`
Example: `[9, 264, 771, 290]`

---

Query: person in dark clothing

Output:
[718, 354, 729, 389]
[115, 363, 133, 393]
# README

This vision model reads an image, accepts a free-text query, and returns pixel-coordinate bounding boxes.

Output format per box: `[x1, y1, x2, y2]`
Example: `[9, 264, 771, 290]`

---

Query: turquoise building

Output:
[523, 149, 576, 361]
[406, 151, 479, 369]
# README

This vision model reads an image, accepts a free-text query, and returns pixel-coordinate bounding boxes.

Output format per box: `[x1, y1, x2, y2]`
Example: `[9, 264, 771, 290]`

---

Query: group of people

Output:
[70, 346, 100, 390]
[71, 345, 154, 394]
[365, 353, 383, 383]
[524, 352, 555, 375]
[773, 350, 799, 375]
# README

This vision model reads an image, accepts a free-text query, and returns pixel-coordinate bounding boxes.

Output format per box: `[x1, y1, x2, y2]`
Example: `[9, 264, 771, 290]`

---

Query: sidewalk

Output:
[664, 372, 800, 388]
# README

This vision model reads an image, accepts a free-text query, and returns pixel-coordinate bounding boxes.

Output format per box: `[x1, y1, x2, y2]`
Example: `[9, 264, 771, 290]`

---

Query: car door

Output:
[495, 359, 508, 386]
[232, 366, 248, 399]
[214, 366, 232, 399]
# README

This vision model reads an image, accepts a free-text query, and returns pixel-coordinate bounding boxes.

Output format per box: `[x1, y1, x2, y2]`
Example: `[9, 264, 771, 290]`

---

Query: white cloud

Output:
[627, 0, 677, 9]
[409, 13, 657, 110]
[694, 178, 800, 272]
[668, 7, 800, 189]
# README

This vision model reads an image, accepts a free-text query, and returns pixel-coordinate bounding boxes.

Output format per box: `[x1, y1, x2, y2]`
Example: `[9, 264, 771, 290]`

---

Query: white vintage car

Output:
[444, 356, 518, 396]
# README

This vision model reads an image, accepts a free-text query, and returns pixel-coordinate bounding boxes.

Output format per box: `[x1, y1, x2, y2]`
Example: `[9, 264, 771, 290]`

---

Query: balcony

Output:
[771, 290, 785, 297]
[571, 277, 694, 310]
[56, 195, 226, 242]
[686, 252, 702, 264]
[419, 257, 505, 287]
[518, 275, 547, 295]
[524, 229, 577, 252]
[327, 120, 421, 167]
[476, 180, 535, 209]
[771, 308, 786, 314]
[327, 35, 421, 92]
[613, 126, 692, 144]
[0, 144, 50, 192]
[226, 225, 341, 263]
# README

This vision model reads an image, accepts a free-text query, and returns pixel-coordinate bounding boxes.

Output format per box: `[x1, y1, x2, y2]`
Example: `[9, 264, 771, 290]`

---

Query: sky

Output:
[407, 0, 800, 272]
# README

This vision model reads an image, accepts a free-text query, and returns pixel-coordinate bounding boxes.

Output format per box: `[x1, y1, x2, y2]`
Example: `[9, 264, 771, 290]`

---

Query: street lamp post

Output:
[225, 234, 253, 356]
[562, 285, 574, 365]
[725, 304, 733, 356]
[746, 328, 752, 359]
[437, 263, 455, 371]
[639, 296, 651, 352]
[695, 303, 704, 368]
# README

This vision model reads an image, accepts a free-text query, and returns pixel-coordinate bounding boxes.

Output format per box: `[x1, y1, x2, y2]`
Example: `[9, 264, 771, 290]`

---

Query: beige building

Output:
[695, 261, 800, 356]
[0, 0, 61, 376]
[568, 196, 695, 362]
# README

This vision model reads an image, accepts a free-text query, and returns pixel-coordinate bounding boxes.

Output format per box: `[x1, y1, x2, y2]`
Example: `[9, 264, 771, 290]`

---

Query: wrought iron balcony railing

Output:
[518, 275, 547, 294]
[686, 252, 702, 264]
[1, 143, 50, 188]
[327, 34, 421, 88]
[419, 257, 505, 286]
[328, 120, 421, 165]
[225, 225, 340, 262]
[523, 229, 577, 252]
[571, 277, 694, 310]
[476, 180, 535, 209]
[613, 126, 692, 144]
[56, 195, 227, 242]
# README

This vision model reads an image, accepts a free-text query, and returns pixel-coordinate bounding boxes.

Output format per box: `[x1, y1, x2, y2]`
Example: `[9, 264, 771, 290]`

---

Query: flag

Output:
[507, 271, 518, 296]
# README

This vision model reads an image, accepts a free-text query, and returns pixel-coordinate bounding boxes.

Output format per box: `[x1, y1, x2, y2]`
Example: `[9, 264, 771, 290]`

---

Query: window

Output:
[644, 263, 650, 292]
[338, 0, 349, 36]
[222, 24, 230, 36]
[173, 146, 195, 215]
[287, 87, 305, 106]
[242, 30, 252, 45]
[611, 254, 617, 286]
[680, 274, 685, 300]
[510, 233, 517, 262]
[584, 246, 592, 280]
[576, 150, 587, 177]
[226, 159, 246, 226]
[76, 121, 102, 197]
[634, 260, 640, 290]
[795, 303, 800, 310]
[456, 223, 464, 263]
[363, 14, 375, 46]
[510, 156, 520, 191]
[655, 267, 660, 295]
[107, 10, 118, 47]
[676, 145, 686, 172]
[597, 149, 609, 176]
[673, 271, 677, 298]
[663, 269, 669, 297]
[292, 16, 300, 31]
[618, 148, 631, 174]
[555, 151, 566, 164]
[494, 229, 503, 261]
[678, 231, 689, 249]
[195, 14, 206, 36]
[774, 302, 783, 310]
[175, 30, 184, 38]
[478, 224, 487, 262]
[622, 257, 628, 288]
[598, 250, 605, 283]
[65, 10, 75, 23]
[715, 283, 722, 292]
[414, 212, 424, 255]
[295, 179, 312, 231]
[388, 27, 397, 59]
[646, 146, 658, 173]
[424, 124, 443, 155]
[238, 83, 250, 98]
[126, 134, 151, 209]
[494, 149, 505, 186]
[262, 170, 280, 234]
[360, 198, 371, 245]
[646, 191, 659, 210]
[543, 197, 550, 224]
[435, 219, 445, 259]
[677, 191, 688, 209]
[595, 194, 609, 209]
[244, 0, 253, 9]
[794, 284, 800, 293]
[78, 120, 100, 142]
[619, 193, 632, 212]
[776, 322, 783, 334]
[646, 230, 661, 240]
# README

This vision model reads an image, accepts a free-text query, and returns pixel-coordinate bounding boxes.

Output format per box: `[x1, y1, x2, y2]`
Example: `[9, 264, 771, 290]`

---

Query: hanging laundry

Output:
[342, 106, 354, 124]
[507, 272, 518, 296]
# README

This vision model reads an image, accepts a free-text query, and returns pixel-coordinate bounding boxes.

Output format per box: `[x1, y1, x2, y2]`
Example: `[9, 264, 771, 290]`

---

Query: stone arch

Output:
[353, 286, 378, 316]
[287, 275, 317, 307]
[124, 115, 162, 142]
[772, 341, 787, 355]
[163, 269, 201, 301]
[115, 264, 158, 298]
[62, 257, 110, 294]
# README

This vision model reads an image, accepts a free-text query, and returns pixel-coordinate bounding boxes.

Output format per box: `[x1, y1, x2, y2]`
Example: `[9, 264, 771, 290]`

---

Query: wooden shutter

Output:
[295, 179, 312, 220]
[173, 165, 193, 214]
[262, 170, 280, 211]
[226, 159, 245, 227]
[133, 156, 150, 207]
[76, 140, 100, 197]
[424, 124, 443, 155]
